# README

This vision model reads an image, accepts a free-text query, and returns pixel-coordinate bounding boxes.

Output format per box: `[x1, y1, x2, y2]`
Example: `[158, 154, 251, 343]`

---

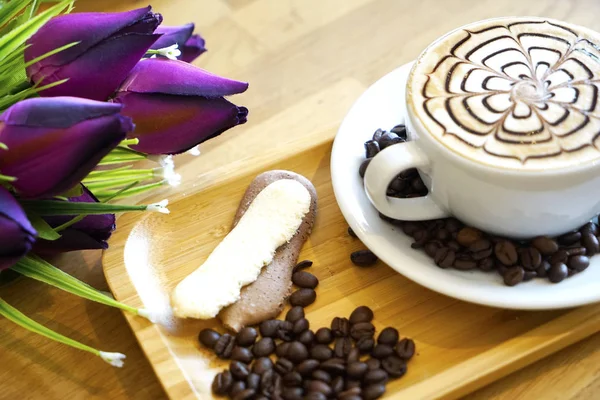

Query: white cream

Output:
[171, 179, 311, 319]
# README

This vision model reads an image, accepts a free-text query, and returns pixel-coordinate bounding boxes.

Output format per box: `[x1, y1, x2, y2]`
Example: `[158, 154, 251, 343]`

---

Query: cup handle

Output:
[364, 142, 449, 220]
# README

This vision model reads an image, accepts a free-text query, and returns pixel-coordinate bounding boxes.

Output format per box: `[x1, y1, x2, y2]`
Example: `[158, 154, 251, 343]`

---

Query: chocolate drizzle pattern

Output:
[411, 18, 600, 169]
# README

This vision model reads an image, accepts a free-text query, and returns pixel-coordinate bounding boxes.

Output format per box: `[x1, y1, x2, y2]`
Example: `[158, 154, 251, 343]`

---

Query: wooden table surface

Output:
[3, 0, 600, 399]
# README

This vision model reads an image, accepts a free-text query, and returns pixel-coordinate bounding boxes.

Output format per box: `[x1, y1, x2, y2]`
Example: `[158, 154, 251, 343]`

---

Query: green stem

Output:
[20, 200, 147, 215]
[83, 168, 155, 183]
[0, 173, 16, 182]
[23, 41, 80, 68]
[95, 181, 165, 201]
[53, 214, 85, 232]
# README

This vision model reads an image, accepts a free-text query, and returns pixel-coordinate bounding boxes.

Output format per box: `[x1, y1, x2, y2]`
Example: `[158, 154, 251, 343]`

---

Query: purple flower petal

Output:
[180, 34, 207, 63]
[118, 58, 248, 97]
[31, 33, 161, 101]
[0, 98, 132, 198]
[0, 187, 36, 270]
[151, 24, 206, 63]
[25, 7, 161, 76]
[113, 91, 248, 154]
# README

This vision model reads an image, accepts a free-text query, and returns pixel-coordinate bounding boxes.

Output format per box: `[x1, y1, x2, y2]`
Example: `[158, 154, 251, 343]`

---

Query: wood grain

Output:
[2, 0, 600, 398]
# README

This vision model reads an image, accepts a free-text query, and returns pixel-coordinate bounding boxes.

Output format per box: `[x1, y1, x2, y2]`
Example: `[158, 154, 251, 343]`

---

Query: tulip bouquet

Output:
[0, 1, 248, 366]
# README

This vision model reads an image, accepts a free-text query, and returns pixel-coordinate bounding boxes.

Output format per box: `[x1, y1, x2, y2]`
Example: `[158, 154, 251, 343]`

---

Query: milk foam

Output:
[408, 17, 600, 170]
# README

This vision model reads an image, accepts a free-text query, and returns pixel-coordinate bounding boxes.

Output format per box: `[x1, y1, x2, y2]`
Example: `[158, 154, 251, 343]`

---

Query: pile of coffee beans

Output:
[357, 125, 598, 286]
[201, 262, 415, 399]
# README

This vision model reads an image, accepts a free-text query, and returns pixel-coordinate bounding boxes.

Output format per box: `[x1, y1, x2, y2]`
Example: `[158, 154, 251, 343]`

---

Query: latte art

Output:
[408, 17, 600, 170]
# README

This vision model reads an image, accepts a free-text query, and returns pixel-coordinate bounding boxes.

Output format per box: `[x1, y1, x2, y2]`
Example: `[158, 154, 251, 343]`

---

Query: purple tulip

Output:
[0, 187, 36, 270]
[0, 97, 133, 198]
[113, 58, 248, 154]
[25, 6, 162, 101]
[152, 24, 206, 63]
[36, 186, 115, 253]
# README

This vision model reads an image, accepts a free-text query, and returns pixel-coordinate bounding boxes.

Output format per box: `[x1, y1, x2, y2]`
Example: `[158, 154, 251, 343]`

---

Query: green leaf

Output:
[20, 199, 150, 216]
[0, 0, 33, 29]
[0, 0, 73, 63]
[59, 184, 83, 198]
[26, 212, 61, 240]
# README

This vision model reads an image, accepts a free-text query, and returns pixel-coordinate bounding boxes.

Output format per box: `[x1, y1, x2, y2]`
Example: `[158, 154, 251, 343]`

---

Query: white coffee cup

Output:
[364, 17, 600, 239]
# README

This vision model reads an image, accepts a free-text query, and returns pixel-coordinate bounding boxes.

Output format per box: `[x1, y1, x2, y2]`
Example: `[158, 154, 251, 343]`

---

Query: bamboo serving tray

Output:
[103, 140, 600, 400]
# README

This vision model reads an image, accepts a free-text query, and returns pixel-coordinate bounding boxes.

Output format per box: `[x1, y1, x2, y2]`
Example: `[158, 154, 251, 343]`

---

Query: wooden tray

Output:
[103, 140, 600, 400]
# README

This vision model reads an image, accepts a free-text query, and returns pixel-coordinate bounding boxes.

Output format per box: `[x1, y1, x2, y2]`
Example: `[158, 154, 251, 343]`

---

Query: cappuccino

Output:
[407, 17, 600, 170]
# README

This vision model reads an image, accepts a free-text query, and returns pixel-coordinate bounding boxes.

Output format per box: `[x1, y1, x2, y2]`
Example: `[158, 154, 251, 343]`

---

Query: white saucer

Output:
[331, 62, 600, 310]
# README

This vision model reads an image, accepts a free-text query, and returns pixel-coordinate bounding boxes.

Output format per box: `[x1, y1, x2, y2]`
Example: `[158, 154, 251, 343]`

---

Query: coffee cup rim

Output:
[405, 16, 600, 177]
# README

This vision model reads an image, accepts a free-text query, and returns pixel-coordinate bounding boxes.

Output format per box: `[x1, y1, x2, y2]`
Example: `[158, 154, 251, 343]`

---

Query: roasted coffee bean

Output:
[276, 342, 291, 358]
[332, 317, 351, 337]
[503, 266, 525, 286]
[252, 357, 273, 375]
[364, 140, 380, 158]
[231, 346, 254, 364]
[331, 376, 344, 395]
[357, 337, 375, 353]
[246, 373, 261, 390]
[306, 380, 332, 396]
[558, 231, 581, 246]
[350, 321, 375, 340]
[456, 227, 482, 247]
[310, 344, 333, 361]
[312, 369, 332, 383]
[469, 239, 491, 253]
[519, 247, 542, 270]
[548, 262, 569, 283]
[350, 250, 378, 266]
[277, 321, 294, 341]
[349, 305, 374, 324]
[214, 333, 235, 359]
[198, 328, 220, 349]
[212, 370, 233, 395]
[315, 327, 333, 344]
[254, 395, 268, 400]
[550, 248, 569, 264]
[523, 270, 537, 281]
[253, 338, 275, 357]
[364, 369, 389, 384]
[372, 128, 384, 142]
[347, 347, 360, 363]
[236, 327, 258, 347]
[230, 381, 247, 397]
[286, 306, 305, 323]
[424, 241, 442, 258]
[434, 247, 455, 268]
[377, 327, 399, 346]
[260, 369, 275, 394]
[363, 383, 386, 400]
[536, 260, 551, 278]
[372, 344, 394, 359]
[382, 355, 407, 377]
[340, 387, 362, 397]
[345, 380, 362, 391]
[569, 268, 578, 277]
[453, 257, 477, 270]
[434, 228, 451, 241]
[391, 124, 408, 139]
[339, 393, 361, 400]
[347, 361, 368, 378]
[283, 371, 302, 387]
[359, 158, 372, 178]
[582, 222, 599, 236]
[567, 246, 586, 256]
[447, 240, 461, 251]
[568, 255, 590, 272]
[289, 288, 316, 307]
[334, 337, 353, 358]
[287, 341, 309, 363]
[274, 358, 294, 375]
[411, 177, 427, 192]
[444, 218, 462, 233]
[411, 229, 430, 248]
[292, 318, 310, 335]
[292, 271, 319, 289]
[347, 226, 358, 238]
[230, 361, 250, 380]
[399, 168, 418, 179]
[320, 358, 346, 375]
[495, 240, 518, 266]
[259, 319, 280, 338]
[497, 263, 508, 276]
[293, 259, 313, 273]
[379, 131, 403, 149]
[581, 232, 600, 256]
[365, 358, 381, 371]
[389, 176, 407, 192]
[298, 329, 315, 346]
[402, 221, 422, 236]
[296, 359, 320, 376]
[232, 388, 256, 400]
[532, 236, 559, 255]
[282, 387, 303, 400]
[478, 257, 496, 271]
[472, 248, 493, 260]
[396, 338, 416, 360]
[304, 392, 327, 400]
